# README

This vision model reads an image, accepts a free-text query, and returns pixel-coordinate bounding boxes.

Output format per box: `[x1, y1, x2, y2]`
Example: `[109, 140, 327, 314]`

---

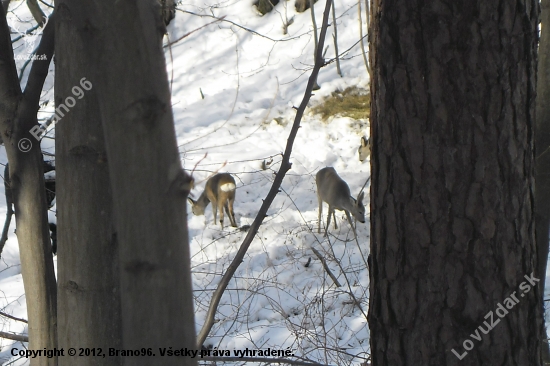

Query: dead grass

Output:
[311, 86, 370, 121]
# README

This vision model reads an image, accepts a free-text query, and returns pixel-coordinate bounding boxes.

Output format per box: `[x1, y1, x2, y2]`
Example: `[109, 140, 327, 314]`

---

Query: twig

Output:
[179, 10, 307, 42]
[164, 16, 226, 47]
[326, 235, 368, 321]
[196, 0, 335, 348]
[0, 311, 28, 323]
[310, 246, 341, 287]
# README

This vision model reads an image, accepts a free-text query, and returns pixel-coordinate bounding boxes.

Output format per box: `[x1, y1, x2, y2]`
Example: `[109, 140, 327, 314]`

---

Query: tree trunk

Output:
[368, 1, 542, 365]
[2, 0, 10, 14]
[54, 3, 122, 364]
[56, 1, 197, 364]
[537, 0, 550, 363]
[0, 9, 57, 365]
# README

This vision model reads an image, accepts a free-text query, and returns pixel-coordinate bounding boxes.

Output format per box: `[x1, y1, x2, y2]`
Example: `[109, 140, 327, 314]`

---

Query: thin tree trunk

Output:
[331, 2, 342, 77]
[26, 0, 45, 26]
[67, 1, 196, 363]
[369, 0, 541, 365]
[1, 0, 10, 15]
[0, 9, 57, 365]
[54, 2, 122, 363]
[536, 0, 550, 362]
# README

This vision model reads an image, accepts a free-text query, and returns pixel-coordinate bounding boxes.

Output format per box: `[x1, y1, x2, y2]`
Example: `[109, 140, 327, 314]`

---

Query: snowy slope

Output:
[171, 1, 371, 364]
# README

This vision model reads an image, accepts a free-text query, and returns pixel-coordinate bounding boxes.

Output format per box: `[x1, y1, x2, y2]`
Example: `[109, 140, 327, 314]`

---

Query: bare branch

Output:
[0, 331, 29, 342]
[164, 16, 226, 47]
[0, 311, 28, 323]
[310, 246, 342, 287]
[179, 10, 308, 42]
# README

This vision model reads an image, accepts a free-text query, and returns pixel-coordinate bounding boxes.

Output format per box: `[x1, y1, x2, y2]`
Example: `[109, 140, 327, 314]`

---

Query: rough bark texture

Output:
[0, 8, 57, 365]
[55, 1, 197, 364]
[368, 1, 542, 365]
[537, 1, 550, 363]
[54, 2, 122, 364]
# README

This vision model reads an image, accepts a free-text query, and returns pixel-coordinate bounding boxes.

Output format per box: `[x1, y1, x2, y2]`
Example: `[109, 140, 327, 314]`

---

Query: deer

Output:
[358, 136, 370, 162]
[316, 167, 365, 237]
[187, 173, 237, 229]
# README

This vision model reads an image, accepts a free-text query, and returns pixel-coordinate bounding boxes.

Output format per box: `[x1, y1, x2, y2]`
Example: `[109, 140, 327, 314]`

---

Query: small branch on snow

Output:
[310, 246, 341, 287]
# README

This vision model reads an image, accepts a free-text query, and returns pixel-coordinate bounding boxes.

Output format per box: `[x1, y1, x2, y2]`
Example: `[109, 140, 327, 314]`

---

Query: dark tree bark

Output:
[368, 0, 542, 365]
[55, 1, 196, 364]
[159, 0, 176, 26]
[0, 9, 57, 366]
[1, 0, 10, 15]
[536, 0, 550, 363]
[54, 2, 122, 363]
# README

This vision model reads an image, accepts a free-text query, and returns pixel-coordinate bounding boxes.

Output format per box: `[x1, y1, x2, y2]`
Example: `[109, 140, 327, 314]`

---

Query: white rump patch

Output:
[220, 183, 236, 192]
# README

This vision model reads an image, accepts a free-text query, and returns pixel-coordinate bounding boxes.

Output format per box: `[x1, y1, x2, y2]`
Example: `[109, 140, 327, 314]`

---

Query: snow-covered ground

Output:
[1, 0, 548, 365]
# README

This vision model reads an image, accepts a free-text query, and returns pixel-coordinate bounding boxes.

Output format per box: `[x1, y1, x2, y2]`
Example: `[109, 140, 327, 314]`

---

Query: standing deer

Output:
[316, 167, 365, 237]
[358, 136, 370, 162]
[188, 173, 237, 229]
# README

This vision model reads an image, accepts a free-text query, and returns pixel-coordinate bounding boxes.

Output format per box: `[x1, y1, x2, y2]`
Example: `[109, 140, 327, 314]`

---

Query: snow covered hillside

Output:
[170, 1, 372, 364]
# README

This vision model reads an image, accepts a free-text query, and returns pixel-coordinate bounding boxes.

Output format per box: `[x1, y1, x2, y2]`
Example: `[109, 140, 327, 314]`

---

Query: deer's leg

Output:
[226, 197, 237, 227]
[218, 199, 225, 229]
[317, 194, 323, 234]
[333, 210, 338, 229]
[345, 210, 358, 238]
[212, 200, 218, 226]
[325, 206, 333, 237]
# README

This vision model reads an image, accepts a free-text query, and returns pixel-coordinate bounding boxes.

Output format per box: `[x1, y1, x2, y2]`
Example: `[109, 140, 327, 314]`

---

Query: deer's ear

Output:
[361, 136, 368, 146]
[187, 197, 195, 205]
[357, 192, 364, 203]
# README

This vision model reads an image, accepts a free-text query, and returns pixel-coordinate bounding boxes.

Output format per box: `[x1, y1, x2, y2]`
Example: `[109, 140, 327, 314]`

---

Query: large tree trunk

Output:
[537, 0, 550, 363]
[0, 9, 57, 366]
[54, 3, 122, 364]
[368, 0, 542, 365]
[55, 1, 197, 364]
